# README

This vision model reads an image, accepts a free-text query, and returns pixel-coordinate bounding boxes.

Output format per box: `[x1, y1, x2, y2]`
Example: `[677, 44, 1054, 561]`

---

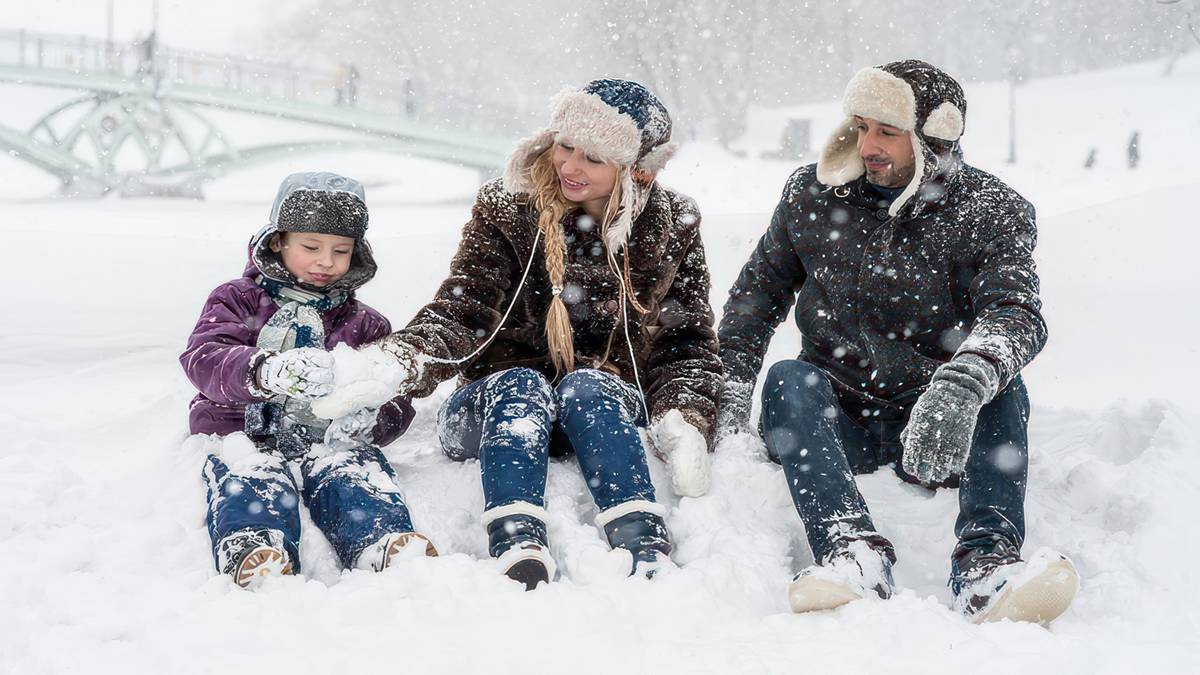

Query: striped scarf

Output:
[245, 276, 350, 457]
[255, 276, 349, 351]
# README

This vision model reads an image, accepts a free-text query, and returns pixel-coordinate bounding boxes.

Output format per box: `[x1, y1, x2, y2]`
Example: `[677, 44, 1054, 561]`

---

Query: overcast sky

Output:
[0, 0, 274, 54]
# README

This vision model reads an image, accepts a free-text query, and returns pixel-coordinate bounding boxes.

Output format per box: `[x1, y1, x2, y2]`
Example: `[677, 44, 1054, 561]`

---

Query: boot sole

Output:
[504, 558, 551, 591]
[788, 576, 862, 613]
[380, 532, 438, 569]
[235, 546, 293, 588]
[496, 543, 555, 591]
[976, 559, 1079, 625]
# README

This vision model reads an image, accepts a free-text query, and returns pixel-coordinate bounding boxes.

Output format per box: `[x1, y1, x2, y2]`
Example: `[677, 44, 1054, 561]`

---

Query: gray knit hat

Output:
[250, 171, 377, 292]
[270, 171, 369, 240]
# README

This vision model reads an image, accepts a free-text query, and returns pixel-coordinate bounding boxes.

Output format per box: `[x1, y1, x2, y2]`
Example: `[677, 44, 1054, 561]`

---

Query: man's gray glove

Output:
[716, 379, 755, 439]
[257, 348, 335, 401]
[900, 354, 999, 484]
[323, 407, 379, 451]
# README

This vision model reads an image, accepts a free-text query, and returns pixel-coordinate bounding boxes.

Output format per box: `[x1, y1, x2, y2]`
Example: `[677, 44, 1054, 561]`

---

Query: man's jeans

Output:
[760, 359, 1029, 572]
[438, 367, 657, 512]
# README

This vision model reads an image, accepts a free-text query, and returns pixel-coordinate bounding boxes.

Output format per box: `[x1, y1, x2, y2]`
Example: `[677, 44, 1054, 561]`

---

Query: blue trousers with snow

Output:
[760, 359, 1029, 575]
[438, 367, 656, 513]
[203, 442, 416, 572]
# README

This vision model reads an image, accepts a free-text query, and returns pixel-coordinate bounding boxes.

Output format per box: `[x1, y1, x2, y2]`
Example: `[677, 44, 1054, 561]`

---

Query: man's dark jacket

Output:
[718, 161, 1047, 426]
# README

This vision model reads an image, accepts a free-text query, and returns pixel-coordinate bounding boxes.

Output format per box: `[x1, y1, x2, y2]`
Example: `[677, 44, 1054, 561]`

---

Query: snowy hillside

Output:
[1, 55, 1199, 674]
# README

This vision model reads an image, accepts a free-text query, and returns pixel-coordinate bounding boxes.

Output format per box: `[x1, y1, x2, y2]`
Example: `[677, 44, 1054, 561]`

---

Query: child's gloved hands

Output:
[323, 407, 379, 451]
[257, 348, 335, 401]
[650, 409, 712, 498]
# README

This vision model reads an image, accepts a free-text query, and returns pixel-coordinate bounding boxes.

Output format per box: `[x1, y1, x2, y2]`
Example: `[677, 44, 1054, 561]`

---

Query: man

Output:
[718, 60, 1077, 624]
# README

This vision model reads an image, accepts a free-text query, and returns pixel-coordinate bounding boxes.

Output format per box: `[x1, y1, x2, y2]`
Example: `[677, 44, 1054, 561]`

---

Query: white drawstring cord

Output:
[421, 228, 543, 366]
[618, 269, 650, 422]
[420, 219, 649, 423]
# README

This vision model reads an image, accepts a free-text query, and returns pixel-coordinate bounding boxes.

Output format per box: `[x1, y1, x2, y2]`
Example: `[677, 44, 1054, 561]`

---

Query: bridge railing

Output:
[0, 28, 531, 136]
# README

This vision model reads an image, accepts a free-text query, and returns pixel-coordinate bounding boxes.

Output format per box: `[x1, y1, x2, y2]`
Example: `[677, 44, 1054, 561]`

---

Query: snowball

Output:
[309, 344, 408, 419]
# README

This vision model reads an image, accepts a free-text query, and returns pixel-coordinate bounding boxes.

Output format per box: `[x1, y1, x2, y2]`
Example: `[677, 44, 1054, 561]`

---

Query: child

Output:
[181, 171, 436, 589]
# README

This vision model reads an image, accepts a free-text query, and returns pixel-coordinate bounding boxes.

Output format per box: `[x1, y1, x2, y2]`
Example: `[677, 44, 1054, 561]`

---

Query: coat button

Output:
[875, 208, 890, 220]
[605, 300, 619, 312]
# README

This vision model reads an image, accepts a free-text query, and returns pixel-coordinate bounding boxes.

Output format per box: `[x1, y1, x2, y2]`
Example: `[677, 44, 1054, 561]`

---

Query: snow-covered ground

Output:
[2, 55, 1199, 674]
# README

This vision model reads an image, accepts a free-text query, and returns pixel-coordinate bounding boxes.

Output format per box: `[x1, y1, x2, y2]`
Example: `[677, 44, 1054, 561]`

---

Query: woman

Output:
[377, 79, 721, 589]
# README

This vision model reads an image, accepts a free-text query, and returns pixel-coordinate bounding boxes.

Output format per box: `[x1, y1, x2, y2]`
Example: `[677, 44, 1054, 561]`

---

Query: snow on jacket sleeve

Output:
[376, 189, 522, 398]
[955, 197, 1048, 390]
[643, 206, 722, 448]
[180, 283, 270, 406]
[356, 309, 416, 446]
[717, 171, 809, 426]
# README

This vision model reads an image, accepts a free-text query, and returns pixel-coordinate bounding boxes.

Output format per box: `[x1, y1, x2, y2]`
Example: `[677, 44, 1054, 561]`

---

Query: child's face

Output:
[271, 232, 356, 287]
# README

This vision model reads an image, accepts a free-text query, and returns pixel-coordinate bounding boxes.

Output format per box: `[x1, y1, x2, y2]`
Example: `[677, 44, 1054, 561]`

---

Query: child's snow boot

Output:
[483, 502, 556, 591]
[216, 528, 294, 589]
[355, 531, 439, 572]
[596, 501, 673, 578]
[952, 546, 1078, 625]
[788, 539, 895, 613]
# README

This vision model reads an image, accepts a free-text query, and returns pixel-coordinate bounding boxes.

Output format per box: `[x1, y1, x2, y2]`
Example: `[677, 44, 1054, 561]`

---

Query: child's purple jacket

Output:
[180, 260, 414, 445]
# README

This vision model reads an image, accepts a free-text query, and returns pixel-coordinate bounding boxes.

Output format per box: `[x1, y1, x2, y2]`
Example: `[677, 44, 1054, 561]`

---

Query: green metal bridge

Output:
[0, 29, 516, 197]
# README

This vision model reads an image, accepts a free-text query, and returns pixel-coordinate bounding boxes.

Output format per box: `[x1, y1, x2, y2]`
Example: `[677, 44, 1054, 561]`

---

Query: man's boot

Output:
[952, 545, 1078, 624]
[788, 538, 896, 613]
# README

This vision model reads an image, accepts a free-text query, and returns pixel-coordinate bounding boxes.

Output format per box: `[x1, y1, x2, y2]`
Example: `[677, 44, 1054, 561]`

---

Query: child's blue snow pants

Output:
[203, 442, 417, 572]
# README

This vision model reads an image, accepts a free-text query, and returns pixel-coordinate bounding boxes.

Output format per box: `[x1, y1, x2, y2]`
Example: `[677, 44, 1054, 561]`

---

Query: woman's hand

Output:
[651, 409, 712, 497]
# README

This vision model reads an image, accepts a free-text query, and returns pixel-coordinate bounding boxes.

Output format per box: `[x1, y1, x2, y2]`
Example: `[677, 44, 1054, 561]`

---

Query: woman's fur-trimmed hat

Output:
[503, 79, 678, 251]
[817, 60, 967, 217]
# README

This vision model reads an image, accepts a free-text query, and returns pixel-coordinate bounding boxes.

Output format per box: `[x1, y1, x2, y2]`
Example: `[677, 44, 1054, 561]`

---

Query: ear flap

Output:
[816, 117, 865, 186]
[503, 129, 556, 194]
[922, 101, 965, 141]
[636, 141, 678, 175]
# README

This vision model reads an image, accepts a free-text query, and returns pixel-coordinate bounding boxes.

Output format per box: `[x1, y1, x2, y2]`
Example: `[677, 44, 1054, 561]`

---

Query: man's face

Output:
[855, 116, 916, 188]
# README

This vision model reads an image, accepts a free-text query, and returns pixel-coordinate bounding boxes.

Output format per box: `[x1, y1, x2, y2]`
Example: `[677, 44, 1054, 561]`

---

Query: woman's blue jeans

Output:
[438, 367, 656, 512]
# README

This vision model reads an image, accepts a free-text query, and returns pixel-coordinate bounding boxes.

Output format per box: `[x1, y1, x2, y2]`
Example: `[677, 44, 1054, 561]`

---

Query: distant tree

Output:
[1159, 0, 1200, 75]
[261, 0, 1192, 140]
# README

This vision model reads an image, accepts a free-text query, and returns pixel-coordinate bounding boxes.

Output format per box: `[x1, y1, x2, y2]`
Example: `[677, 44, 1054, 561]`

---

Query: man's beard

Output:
[864, 156, 915, 188]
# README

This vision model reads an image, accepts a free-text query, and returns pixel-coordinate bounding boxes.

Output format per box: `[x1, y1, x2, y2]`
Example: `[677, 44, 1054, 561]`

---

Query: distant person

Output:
[346, 64, 359, 107]
[135, 30, 157, 77]
[1127, 131, 1140, 169]
[718, 60, 1078, 624]
[333, 80, 721, 589]
[180, 171, 436, 589]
